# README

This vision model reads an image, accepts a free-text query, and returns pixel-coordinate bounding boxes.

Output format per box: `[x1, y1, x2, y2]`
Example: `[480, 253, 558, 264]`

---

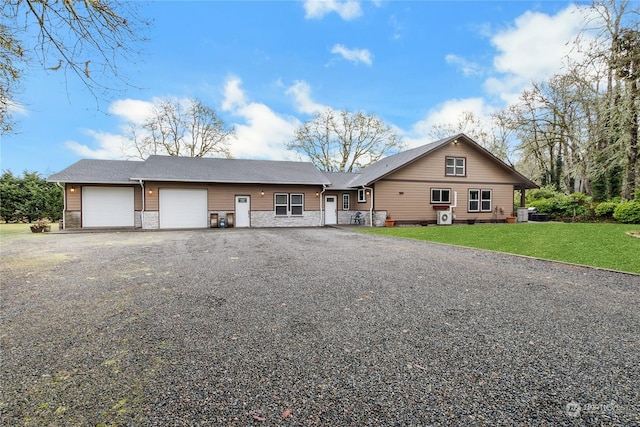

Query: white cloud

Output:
[403, 98, 494, 148]
[445, 54, 482, 76]
[303, 0, 362, 20]
[221, 75, 247, 111]
[285, 80, 329, 115]
[109, 98, 154, 125]
[64, 129, 134, 159]
[330, 44, 373, 66]
[222, 76, 301, 160]
[487, 4, 593, 102]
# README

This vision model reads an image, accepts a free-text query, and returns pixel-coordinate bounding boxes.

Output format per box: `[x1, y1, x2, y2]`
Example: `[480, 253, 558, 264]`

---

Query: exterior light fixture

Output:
[148, 189, 153, 195]
[315, 191, 319, 197]
[261, 190, 264, 196]
[69, 186, 75, 193]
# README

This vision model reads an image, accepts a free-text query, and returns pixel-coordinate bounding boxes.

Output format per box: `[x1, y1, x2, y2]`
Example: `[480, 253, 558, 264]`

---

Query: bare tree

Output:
[427, 110, 516, 166]
[127, 98, 234, 159]
[1, 0, 149, 134]
[288, 109, 403, 172]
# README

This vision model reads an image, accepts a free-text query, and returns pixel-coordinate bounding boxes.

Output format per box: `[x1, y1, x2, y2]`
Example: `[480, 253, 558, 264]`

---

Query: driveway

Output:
[1, 228, 638, 425]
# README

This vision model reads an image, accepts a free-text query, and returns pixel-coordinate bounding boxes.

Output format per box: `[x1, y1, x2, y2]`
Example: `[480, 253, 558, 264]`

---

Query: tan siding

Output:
[389, 141, 516, 184]
[376, 181, 515, 222]
[143, 182, 322, 213]
[66, 185, 81, 211]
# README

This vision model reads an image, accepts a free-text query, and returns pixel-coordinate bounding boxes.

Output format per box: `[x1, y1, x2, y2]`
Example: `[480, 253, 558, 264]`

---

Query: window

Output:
[446, 157, 466, 176]
[342, 194, 350, 210]
[275, 194, 288, 216]
[468, 189, 492, 212]
[469, 189, 480, 212]
[291, 194, 304, 215]
[275, 193, 304, 216]
[431, 188, 451, 204]
[481, 190, 492, 212]
[357, 189, 366, 202]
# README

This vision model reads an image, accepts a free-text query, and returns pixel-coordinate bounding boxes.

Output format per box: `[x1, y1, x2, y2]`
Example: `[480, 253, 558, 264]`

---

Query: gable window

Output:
[357, 189, 366, 203]
[446, 157, 466, 176]
[468, 189, 492, 212]
[342, 194, 350, 210]
[431, 188, 451, 204]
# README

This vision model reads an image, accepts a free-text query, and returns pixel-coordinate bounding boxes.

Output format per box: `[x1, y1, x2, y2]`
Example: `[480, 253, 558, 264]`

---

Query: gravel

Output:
[1, 227, 639, 426]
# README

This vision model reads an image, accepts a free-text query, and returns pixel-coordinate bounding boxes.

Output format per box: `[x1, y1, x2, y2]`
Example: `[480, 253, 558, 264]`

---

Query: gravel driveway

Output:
[1, 228, 639, 426]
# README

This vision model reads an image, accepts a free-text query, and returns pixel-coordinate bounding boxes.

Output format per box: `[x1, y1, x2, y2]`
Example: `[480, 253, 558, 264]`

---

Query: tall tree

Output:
[288, 109, 403, 172]
[127, 98, 234, 159]
[1, 0, 149, 134]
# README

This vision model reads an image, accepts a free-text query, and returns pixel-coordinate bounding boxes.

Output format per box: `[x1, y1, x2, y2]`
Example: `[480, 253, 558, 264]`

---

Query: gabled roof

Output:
[47, 159, 144, 184]
[131, 156, 330, 185]
[320, 171, 361, 190]
[348, 133, 538, 190]
[348, 136, 452, 187]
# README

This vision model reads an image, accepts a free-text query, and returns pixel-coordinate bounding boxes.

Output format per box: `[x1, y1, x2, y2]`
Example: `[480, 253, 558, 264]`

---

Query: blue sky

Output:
[1, 0, 593, 176]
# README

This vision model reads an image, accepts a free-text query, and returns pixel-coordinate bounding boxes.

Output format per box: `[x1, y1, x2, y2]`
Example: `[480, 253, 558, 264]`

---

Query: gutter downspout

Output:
[320, 184, 327, 226]
[364, 185, 374, 227]
[449, 191, 457, 222]
[138, 180, 145, 229]
[56, 182, 66, 229]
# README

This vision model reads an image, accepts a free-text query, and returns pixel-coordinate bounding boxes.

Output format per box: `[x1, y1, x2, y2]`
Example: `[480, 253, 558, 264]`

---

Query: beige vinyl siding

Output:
[389, 142, 514, 184]
[66, 184, 141, 212]
[143, 182, 322, 212]
[375, 140, 519, 222]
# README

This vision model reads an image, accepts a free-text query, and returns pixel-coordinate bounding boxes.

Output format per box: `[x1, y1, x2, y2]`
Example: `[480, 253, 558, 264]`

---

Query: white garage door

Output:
[159, 188, 208, 229]
[82, 187, 135, 228]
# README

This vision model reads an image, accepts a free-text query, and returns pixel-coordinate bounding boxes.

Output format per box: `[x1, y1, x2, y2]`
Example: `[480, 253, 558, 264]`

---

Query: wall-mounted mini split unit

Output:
[437, 210, 452, 225]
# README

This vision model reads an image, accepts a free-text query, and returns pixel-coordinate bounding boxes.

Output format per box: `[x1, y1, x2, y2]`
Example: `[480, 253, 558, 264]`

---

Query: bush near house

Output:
[613, 200, 640, 224]
[594, 201, 619, 218]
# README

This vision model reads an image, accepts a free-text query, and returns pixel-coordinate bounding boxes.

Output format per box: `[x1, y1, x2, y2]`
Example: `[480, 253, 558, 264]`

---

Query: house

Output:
[48, 134, 537, 229]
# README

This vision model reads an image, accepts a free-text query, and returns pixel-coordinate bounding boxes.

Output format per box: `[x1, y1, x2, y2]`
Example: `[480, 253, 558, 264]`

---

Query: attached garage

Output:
[159, 188, 208, 229]
[82, 186, 135, 228]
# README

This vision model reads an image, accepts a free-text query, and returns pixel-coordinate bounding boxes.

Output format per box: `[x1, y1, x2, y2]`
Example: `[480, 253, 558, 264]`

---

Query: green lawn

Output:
[360, 222, 640, 274]
[0, 223, 58, 242]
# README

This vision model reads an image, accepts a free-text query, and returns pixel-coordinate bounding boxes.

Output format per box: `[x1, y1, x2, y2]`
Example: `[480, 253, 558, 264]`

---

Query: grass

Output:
[359, 222, 640, 274]
[0, 222, 58, 242]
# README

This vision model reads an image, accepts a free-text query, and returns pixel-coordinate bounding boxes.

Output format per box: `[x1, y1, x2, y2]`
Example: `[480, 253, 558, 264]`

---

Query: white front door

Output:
[235, 196, 250, 227]
[325, 196, 337, 225]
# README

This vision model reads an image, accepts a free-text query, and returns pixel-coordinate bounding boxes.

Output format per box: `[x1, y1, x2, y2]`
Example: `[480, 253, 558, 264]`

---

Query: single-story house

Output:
[48, 133, 538, 229]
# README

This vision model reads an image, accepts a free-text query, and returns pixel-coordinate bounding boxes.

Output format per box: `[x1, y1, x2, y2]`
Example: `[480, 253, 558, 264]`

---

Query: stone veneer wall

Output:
[337, 210, 369, 225]
[142, 211, 159, 229]
[251, 211, 321, 227]
[65, 211, 81, 229]
[135, 211, 142, 228]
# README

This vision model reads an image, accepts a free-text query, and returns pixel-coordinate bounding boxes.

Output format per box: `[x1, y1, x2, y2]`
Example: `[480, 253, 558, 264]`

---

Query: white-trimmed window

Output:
[468, 189, 492, 212]
[481, 190, 492, 212]
[275, 193, 304, 216]
[342, 194, 350, 210]
[291, 194, 304, 215]
[431, 188, 451, 204]
[357, 189, 366, 203]
[275, 193, 288, 216]
[446, 157, 466, 176]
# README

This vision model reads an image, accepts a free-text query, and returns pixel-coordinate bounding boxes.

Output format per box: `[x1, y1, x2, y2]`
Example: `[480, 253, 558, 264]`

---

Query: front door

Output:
[325, 196, 337, 225]
[235, 196, 250, 227]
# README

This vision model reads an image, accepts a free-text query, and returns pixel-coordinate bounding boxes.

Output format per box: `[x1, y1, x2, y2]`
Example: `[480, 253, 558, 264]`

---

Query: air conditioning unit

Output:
[437, 210, 452, 225]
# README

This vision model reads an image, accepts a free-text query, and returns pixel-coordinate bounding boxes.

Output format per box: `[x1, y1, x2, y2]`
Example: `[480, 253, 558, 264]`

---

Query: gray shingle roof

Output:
[47, 159, 144, 184]
[131, 156, 330, 185]
[320, 171, 361, 190]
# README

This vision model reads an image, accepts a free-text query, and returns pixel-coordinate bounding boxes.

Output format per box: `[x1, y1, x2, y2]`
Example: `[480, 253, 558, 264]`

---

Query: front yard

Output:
[360, 222, 640, 274]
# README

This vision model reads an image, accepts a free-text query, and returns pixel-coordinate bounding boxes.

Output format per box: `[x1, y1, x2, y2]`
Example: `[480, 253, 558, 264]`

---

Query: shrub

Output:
[528, 198, 555, 215]
[595, 201, 618, 218]
[613, 200, 640, 224]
